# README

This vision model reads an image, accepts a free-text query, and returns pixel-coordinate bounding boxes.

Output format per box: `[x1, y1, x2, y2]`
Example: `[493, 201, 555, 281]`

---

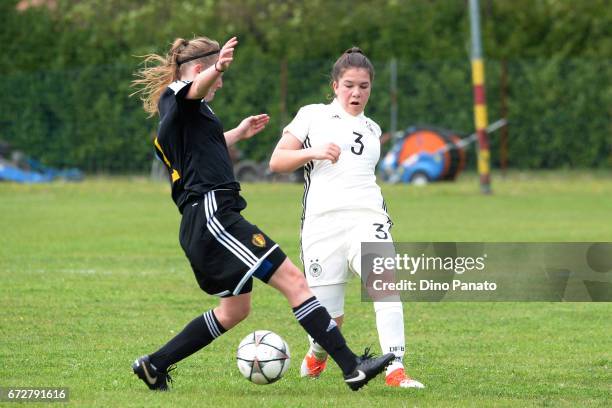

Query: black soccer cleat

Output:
[344, 349, 395, 391]
[132, 355, 174, 391]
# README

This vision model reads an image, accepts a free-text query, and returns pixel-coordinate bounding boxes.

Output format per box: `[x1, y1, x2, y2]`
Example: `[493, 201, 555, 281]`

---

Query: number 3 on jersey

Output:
[351, 131, 364, 155]
[373, 223, 389, 240]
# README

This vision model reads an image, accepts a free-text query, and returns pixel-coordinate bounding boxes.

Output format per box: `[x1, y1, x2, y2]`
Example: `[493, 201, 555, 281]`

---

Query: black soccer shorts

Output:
[179, 190, 287, 297]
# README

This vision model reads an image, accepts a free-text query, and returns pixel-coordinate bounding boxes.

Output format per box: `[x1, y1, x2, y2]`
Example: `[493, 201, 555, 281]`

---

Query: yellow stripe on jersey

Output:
[154, 137, 181, 182]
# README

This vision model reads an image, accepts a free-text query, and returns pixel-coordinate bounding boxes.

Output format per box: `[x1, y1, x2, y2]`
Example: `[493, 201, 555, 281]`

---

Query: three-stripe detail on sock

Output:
[203, 310, 223, 339]
[293, 297, 323, 321]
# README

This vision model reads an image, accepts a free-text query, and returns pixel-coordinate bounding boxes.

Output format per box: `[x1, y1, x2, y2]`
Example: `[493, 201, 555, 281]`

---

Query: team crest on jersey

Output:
[251, 233, 266, 248]
[309, 262, 323, 278]
[365, 121, 376, 136]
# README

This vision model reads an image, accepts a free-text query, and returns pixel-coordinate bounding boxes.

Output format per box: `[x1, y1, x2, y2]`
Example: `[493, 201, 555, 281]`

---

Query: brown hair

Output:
[331, 47, 375, 83]
[131, 36, 220, 116]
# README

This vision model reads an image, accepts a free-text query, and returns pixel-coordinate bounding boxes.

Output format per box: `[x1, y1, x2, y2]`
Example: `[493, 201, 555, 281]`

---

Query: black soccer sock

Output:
[293, 296, 357, 375]
[149, 310, 226, 371]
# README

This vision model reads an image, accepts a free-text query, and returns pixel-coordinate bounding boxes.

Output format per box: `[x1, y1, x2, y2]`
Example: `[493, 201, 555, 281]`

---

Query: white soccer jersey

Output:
[284, 99, 388, 219]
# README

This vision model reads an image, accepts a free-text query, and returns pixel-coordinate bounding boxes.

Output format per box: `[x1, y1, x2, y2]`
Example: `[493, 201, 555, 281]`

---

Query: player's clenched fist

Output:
[310, 143, 341, 163]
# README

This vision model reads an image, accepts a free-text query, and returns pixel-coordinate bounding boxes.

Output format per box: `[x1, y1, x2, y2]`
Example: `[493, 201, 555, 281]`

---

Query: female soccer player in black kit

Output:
[130, 35, 393, 391]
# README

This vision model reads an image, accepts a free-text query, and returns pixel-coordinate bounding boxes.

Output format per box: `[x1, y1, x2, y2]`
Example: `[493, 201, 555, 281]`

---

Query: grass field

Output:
[1, 172, 610, 407]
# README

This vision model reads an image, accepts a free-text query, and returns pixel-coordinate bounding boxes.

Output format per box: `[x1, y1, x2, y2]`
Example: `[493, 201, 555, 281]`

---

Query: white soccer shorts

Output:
[301, 209, 393, 288]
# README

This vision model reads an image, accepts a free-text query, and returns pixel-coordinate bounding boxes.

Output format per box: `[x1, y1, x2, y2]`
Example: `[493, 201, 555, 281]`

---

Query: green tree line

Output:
[0, 0, 610, 172]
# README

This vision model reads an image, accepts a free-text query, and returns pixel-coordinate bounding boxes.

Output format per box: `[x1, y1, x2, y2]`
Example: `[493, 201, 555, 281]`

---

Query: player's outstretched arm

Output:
[269, 131, 340, 173]
[186, 37, 237, 100]
[224, 114, 270, 146]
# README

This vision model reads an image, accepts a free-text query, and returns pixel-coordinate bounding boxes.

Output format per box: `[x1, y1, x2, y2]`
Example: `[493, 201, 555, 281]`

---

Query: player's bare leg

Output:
[267, 258, 314, 306]
[214, 292, 251, 329]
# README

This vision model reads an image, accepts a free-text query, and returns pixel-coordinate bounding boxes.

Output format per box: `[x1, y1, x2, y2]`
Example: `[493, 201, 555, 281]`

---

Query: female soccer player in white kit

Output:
[270, 48, 424, 389]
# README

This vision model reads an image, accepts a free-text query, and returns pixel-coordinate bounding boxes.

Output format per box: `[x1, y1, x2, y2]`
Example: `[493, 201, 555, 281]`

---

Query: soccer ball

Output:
[236, 330, 291, 385]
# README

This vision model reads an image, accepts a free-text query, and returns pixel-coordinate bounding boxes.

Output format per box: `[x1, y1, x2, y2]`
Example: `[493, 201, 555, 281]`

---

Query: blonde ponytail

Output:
[131, 37, 219, 117]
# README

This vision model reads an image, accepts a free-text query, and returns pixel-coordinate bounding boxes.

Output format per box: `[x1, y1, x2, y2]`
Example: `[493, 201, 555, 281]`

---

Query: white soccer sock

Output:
[307, 335, 328, 360]
[373, 301, 405, 374]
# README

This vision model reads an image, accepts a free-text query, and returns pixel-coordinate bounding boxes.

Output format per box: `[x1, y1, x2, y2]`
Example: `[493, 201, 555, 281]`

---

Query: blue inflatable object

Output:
[25, 158, 84, 181]
[0, 163, 54, 183]
[0, 158, 83, 183]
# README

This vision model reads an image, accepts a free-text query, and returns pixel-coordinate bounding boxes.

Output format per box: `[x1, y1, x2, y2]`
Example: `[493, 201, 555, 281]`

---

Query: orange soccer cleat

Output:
[385, 367, 425, 389]
[299, 351, 328, 378]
